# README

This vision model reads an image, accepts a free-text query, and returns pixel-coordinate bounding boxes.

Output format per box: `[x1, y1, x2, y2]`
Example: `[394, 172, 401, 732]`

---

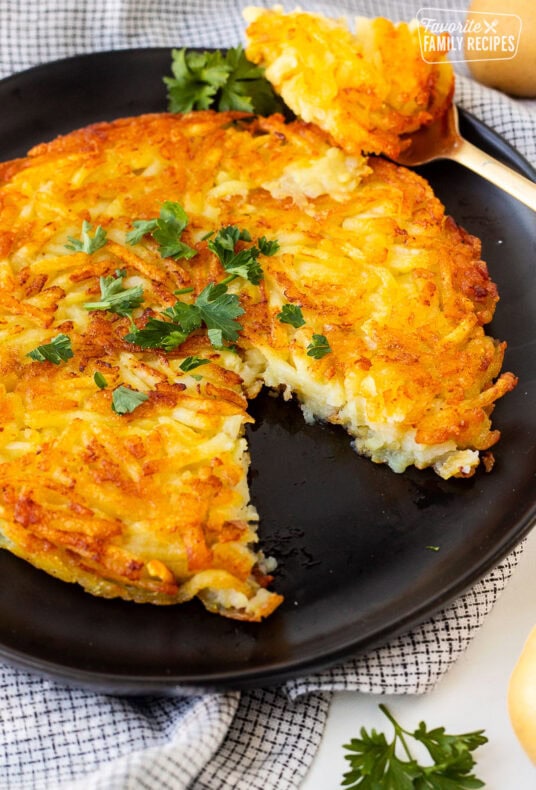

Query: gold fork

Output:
[393, 104, 536, 213]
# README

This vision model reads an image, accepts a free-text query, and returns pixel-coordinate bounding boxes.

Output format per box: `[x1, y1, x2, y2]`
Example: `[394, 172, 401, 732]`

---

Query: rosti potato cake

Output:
[0, 109, 515, 617]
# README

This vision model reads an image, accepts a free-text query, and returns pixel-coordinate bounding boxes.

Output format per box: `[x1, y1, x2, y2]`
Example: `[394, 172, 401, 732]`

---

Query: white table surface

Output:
[302, 526, 536, 789]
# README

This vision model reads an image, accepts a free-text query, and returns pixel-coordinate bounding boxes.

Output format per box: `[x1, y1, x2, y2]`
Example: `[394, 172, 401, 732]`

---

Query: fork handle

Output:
[451, 139, 536, 212]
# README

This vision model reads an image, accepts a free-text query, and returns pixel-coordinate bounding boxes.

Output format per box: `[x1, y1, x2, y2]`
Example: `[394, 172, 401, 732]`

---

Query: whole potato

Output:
[465, 0, 536, 97]
[508, 625, 536, 763]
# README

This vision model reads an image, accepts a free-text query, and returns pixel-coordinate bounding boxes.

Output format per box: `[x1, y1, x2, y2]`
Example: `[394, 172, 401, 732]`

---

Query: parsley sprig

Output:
[342, 705, 487, 789]
[124, 281, 245, 351]
[83, 269, 144, 319]
[180, 356, 209, 372]
[65, 221, 107, 255]
[277, 303, 305, 328]
[27, 334, 74, 365]
[208, 225, 279, 286]
[111, 385, 149, 415]
[164, 46, 283, 115]
[127, 202, 197, 260]
[307, 333, 331, 359]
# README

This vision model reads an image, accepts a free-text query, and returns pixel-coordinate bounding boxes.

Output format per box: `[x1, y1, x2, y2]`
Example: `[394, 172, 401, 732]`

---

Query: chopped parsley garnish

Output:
[208, 225, 251, 259]
[125, 281, 244, 351]
[277, 304, 305, 328]
[164, 46, 283, 115]
[163, 300, 203, 334]
[127, 201, 197, 261]
[27, 334, 74, 365]
[179, 356, 210, 372]
[208, 225, 278, 286]
[125, 211, 279, 349]
[83, 269, 144, 318]
[93, 371, 108, 389]
[307, 333, 331, 359]
[65, 221, 107, 254]
[257, 236, 280, 257]
[342, 704, 487, 789]
[152, 202, 197, 260]
[111, 385, 149, 415]
[125, 318, 190, 352]
[195, 282, 245, 344]
[126, 219, 158, 246]
[125, 225, 278, 352]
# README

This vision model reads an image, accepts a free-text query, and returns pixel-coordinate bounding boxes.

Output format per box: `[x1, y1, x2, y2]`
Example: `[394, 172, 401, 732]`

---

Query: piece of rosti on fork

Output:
[243, 5, 454, 159]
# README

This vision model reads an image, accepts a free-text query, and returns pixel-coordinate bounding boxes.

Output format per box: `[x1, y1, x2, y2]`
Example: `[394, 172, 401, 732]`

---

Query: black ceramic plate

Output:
[0, 49, 535, 693]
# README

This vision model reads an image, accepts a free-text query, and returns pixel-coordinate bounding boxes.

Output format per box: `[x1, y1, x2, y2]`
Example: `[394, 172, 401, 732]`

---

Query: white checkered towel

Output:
[0, 1, 534, 788]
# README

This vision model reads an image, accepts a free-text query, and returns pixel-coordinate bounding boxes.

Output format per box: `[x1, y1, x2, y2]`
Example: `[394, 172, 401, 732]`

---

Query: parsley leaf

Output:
[164, 46, 282, 115]
[94, 371, 108, 389]
[257, 236, 280, 257]
[195, 282, 245, 345]
[126, 219, 158, 246]
[342, 705, 487, 790]
[162, 300, 202, 334]
[307, 333, 331, 359]
[65, 220, 107, 254]
[111, 385, 149, 415]
[27, 334, 74, 365]
[277, 303, 305, 328]
[124, 317, 190, 352]
[84, 269, 144, 318]
[207, 328, 224, 347]
[414, 720, 488, 772]
[180, 356, 209, 372]
[127, 201, 197, 260]
[153, 202, 196, 260]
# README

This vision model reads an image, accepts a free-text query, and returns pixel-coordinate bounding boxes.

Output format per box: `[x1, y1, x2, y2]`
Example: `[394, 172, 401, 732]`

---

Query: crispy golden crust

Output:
[244, 7, 454, 158]
[0, 110, 515, 614]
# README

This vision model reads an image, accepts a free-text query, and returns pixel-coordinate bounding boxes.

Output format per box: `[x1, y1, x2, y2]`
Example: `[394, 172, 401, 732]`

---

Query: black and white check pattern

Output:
[0, 1, 534, 787]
